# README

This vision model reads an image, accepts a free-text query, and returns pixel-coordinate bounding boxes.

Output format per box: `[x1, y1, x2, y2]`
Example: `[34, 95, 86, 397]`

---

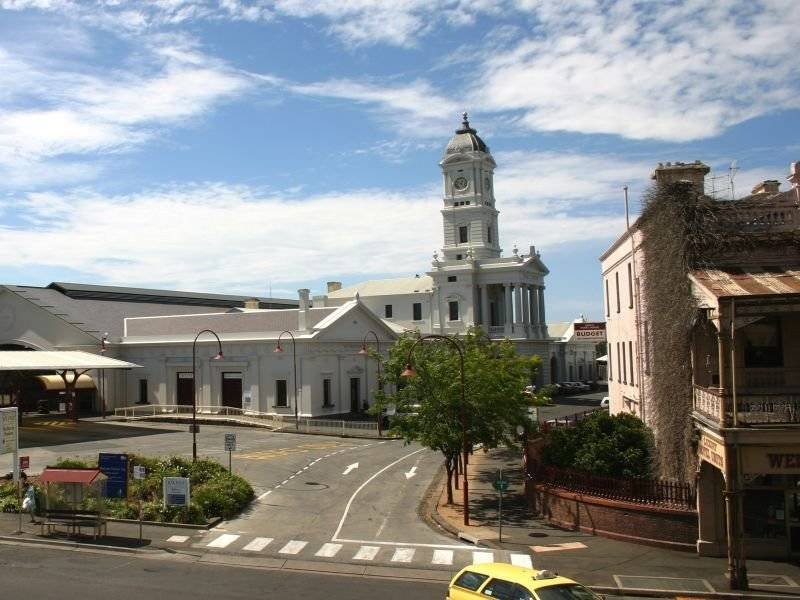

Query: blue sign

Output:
[99, 453, 129, 498]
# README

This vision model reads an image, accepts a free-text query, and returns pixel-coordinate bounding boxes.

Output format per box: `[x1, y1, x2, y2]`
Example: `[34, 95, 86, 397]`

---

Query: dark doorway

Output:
[350, 377, 360, 412]
[550, 356, 558, 384]
[177, 373, 194, 406]
[221, 372, 243, 409]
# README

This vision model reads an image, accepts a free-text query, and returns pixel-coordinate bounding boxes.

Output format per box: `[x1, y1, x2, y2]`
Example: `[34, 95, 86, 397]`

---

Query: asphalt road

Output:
[0, 542, 446, 600]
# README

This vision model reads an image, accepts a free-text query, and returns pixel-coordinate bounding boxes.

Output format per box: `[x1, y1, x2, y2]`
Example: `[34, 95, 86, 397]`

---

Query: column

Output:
[514, 285, 523, 328]
[538, 286, 547, 336]
[530, 286, 540, 337]
[522, 285, 530, 338]
[503, 283, 513, 335]
[481, 284, 490, 329]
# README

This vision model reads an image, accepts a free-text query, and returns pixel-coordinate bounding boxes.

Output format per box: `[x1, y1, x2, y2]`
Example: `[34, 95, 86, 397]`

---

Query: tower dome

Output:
[444, 112, 490, 156]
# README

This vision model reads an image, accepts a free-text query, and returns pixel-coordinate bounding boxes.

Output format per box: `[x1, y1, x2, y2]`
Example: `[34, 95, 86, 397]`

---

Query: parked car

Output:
[600, 396, 609, 409]
[447, 563, 599, 600]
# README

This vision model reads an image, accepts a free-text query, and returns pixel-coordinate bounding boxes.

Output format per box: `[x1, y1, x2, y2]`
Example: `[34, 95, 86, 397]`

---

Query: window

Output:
[459, 225, 468, 244]
[608, 348, 613, 380]
[629, 340, 635, 385]
[322, 378, 332, 407]
[605, 279, 610, 317]
[627, 262, 634, 308]
[138, 379, 148, 404]
[615, 271, 620, 313]
[384, 304, 393, 318]
[456, 254, 462, 260]
[449, 301, 459, 321]
[412, 302, 422, 321]
[275, 379, 288, 407]
[621, 341, 627, 384]
[447, 275, 457, 282]
[487, 226, 493, 243]
[480, 578, 531, 600]
[452, 571, 489, 592]
[536, 584, 597, 600]
[616, 343, 622, 383]
[743, 318, 783, 367]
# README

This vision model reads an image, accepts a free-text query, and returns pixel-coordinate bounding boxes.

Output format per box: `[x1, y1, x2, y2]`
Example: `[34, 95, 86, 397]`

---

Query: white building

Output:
[547, 317, 605, 384]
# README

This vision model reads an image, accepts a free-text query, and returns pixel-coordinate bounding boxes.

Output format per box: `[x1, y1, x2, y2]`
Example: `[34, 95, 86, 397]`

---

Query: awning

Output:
[690, 267, 800, 299]
[35, 374, 95, 391]
[0, 351, 140, 371]
[38, 467, 107, 485]
[596, 355, 608, 363]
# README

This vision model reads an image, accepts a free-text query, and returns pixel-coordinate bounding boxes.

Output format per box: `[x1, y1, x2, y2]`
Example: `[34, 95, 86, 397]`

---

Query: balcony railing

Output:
[693, 385, 800, 426]
[721, 204, 798, 233]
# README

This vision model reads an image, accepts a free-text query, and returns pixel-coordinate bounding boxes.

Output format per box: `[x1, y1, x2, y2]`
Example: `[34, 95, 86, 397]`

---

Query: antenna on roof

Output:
[729, 160, 739, 200]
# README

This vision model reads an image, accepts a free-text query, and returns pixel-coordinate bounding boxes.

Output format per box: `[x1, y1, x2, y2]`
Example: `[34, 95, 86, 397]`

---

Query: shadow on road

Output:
[19, 416, 183, 448]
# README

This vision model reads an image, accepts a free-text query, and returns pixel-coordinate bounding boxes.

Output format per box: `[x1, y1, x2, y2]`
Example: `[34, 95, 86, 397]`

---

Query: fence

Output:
[113, 404, 382, 438]
[530, 463, 695, 510]
[539, 408, 603, 432]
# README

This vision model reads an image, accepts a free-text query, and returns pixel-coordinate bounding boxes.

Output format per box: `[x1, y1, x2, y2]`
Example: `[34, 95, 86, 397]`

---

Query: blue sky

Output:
[0, 0, 798, 323]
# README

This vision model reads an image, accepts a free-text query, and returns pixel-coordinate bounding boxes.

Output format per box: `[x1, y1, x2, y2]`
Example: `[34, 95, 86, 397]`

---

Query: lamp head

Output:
[212, 351, 224, 360]
[274, 344, 284, 353]
[400, 363, 417, 378]
[358, 345, 368, 355]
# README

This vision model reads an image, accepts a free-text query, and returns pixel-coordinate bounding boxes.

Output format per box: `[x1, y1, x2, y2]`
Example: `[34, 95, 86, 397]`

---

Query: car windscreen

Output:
[534, 584, 598, 600]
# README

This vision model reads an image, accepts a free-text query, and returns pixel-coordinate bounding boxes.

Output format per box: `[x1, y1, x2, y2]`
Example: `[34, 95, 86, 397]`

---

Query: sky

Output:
[0, 0, 798, 323]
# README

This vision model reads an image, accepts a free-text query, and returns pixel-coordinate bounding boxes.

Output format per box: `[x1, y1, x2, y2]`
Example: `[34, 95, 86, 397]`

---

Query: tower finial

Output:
[462, 111, 469, 127]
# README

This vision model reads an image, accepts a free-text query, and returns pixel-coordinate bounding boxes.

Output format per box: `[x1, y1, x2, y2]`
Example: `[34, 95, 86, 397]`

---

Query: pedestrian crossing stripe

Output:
[243, 537, 273, 552]
[432, 549, 454, 565]
[279, 540, 308, 554]
[207, 534, 239, 548]
[391, 548, 415, 563]
[510, 553, 533, 568]
[315, 543, 342, 558]
[353, 546, 380, 560]
[472, 551, 494, 564]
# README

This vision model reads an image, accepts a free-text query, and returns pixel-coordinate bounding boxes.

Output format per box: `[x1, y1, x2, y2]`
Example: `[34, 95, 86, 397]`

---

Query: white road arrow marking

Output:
[342, 462, 359, 475]
[404, 466, 418, 479]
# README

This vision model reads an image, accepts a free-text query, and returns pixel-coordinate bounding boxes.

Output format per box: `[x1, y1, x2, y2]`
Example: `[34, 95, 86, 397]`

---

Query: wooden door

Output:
[221, 373, 243, 409]
[177, 373, 194, 406]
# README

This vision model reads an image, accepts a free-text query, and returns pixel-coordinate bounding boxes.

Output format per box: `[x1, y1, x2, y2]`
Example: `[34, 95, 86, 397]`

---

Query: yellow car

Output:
[447, 563, 599, 600]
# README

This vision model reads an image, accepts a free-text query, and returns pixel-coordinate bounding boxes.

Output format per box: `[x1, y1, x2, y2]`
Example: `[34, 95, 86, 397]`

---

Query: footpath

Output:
[430, 447, 800, 599]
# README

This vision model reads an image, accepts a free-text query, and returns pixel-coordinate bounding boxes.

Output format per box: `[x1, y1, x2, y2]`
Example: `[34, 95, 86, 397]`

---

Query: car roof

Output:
[455, 563, 577, 589]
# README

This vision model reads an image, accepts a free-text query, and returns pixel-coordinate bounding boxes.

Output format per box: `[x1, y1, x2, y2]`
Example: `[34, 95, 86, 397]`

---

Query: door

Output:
[350, 377, 360, 412]
[177, 373, 194, 406]
[789, 491, 800, 556]
[221, 373, 243, 409]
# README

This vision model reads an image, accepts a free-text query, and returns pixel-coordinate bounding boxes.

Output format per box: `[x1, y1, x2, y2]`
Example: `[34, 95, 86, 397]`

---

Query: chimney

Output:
[751, 180, 780, 195]
[298, 289, 310, 331]
[651, 160, 710, 193]
[326, 281, 342, 293]
[243, 297, 260, 309]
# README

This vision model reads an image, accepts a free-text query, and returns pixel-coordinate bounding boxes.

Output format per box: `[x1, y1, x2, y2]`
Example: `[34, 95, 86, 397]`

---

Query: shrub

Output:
[542, 411, 654, 479]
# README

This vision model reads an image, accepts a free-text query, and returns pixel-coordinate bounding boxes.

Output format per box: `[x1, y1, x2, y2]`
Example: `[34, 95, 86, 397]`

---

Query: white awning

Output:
[595, 354, 608, 363]
[36, 374, 95, 391]
[0, 351, 140, 371]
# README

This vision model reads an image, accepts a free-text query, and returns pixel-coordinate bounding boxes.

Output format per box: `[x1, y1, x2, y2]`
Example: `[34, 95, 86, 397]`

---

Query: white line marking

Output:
[278, 540, 308, 555]
[342, 462, 359, 475]
[375, 516, 389, 539]
[353, 546, 380, 561]
[531, 541, 587, 552]
[315, 543, 343, 558]
[391, 548, 415, 563]
[333, 538, 475, 550]
[207, 534, 240, 548]
[257, 490, 272, 500]
[332, 448, 425, 541]
[281, 480, 289, 485]
[510, 553, 533, 568]
[432, 550, 454, 565]
[404, 466, 417, 479]
[473, 551, 494, 564]
[166, 535, 189, 543]
[243, 537, 273, 552]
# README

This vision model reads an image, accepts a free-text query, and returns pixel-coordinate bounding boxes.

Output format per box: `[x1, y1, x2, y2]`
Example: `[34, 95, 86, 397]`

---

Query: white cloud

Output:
[477, 0, 800, 141]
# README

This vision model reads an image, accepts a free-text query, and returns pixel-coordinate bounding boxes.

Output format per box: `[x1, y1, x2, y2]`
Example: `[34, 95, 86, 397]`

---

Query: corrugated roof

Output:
[39, 468, 107, 485]
[690, 267, 800, 298]
[0, 351, 140, 371]
[327, 276, 434, 298]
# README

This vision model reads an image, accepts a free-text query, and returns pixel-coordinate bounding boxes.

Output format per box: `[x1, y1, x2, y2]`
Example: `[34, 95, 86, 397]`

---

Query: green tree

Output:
[370, 328, 545, 504]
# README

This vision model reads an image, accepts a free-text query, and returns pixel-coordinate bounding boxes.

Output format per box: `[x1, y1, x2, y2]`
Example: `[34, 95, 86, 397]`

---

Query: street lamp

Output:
[359, 330, 381, 435]
[99, 332, 108, 419]
[192, 329, 224, 462]
[274, 331, 298, 430]
[401, 334, 470, 526]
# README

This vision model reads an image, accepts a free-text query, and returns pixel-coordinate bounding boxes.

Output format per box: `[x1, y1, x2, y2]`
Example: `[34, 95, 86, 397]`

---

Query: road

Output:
[0, 542, 445, 600]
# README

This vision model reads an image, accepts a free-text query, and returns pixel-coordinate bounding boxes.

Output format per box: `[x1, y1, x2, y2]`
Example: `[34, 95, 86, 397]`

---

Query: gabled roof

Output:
[39, 468, 107, 485]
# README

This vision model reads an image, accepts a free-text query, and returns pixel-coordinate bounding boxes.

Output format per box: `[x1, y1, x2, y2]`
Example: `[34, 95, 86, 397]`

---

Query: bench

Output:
[40, 509, 107, 539]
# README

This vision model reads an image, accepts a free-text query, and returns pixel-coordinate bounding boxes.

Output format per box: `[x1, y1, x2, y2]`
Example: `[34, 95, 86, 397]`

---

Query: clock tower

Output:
[439, 113, 500, 262]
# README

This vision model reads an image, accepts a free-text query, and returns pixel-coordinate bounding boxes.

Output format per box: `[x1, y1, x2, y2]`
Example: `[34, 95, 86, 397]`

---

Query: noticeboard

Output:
[0, 407, 18, 454]
[99, 453, 129, 498]
[163, 477, 190, 506]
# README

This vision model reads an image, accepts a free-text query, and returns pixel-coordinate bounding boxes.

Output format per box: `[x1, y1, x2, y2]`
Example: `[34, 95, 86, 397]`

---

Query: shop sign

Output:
[573, 322, 606, 341]
[742, 445, 800, 474]
[698, 433, 726, 472]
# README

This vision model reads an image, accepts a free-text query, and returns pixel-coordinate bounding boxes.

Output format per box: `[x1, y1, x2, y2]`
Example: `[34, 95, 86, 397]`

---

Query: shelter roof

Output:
[39, 467, 107, 485]
[0, 351, 140, 371]
[690, 267, 800, 298]
[327, 276, 434, 298]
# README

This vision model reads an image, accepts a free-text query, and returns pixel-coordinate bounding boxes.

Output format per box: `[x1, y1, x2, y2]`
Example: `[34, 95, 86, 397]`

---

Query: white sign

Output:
[224, 433, 236, 452]
[0, 407, 18, 454]
[133, 465, 146, 480]
[163, 477, 190, 506]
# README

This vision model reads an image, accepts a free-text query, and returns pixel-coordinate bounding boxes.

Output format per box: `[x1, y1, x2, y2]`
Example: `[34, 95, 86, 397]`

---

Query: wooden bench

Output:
[40, 509, 107, 539]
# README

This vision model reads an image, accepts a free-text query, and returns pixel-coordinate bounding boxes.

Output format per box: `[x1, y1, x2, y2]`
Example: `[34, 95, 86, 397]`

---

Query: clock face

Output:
[453, 176, 469, 191]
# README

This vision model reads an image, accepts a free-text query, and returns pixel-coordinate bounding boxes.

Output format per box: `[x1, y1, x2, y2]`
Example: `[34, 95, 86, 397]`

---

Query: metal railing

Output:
[692, 384, 800, 426]
[113, 404, 382, 437]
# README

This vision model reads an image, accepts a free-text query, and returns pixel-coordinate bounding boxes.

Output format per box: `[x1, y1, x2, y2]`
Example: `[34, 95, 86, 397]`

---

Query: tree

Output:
[369, 328, 545, 504]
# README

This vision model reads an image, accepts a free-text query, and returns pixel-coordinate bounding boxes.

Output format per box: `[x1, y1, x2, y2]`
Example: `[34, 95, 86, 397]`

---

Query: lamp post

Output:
[401, 334, 470, 526]
[192, 329, 224, 462]
[358, 331, 381, 435]
[99, 332, 108, 419]
[274, 331, 298, 430]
